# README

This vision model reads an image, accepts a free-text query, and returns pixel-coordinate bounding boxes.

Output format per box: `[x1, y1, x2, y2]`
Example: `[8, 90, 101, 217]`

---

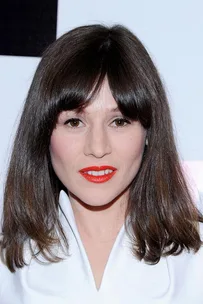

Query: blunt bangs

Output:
[37, 24, 153, 137]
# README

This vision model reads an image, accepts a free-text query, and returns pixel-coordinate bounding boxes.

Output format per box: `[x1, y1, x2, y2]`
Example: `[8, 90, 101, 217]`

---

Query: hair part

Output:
[1, 24, 202, 272]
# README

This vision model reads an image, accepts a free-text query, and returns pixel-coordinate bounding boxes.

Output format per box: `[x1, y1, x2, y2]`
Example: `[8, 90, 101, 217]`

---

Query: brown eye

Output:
[65, 118, 82, 128]
[112, 118, 130, 127]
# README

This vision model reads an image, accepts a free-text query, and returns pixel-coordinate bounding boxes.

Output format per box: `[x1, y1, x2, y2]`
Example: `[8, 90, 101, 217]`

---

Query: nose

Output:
[84, 125, 111, 158]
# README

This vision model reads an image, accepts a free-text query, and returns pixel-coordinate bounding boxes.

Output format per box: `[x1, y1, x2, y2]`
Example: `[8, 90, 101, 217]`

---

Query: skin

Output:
[50, 78, 147, 240]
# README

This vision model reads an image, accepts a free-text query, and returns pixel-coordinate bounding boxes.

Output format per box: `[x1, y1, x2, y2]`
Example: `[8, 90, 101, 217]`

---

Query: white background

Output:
[0, 0, 202, 205]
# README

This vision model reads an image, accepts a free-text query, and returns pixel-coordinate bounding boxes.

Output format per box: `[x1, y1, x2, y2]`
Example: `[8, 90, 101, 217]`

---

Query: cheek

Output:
[49, 131, 81, 165]
[49, 132, 70, 169]
[130, 135, 146, 158]
[49, 134, 65, 161]
[115, 133, 146, 163]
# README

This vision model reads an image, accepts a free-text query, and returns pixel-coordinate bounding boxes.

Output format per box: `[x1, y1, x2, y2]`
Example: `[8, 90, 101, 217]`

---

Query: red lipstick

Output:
[79, 166, 117, 183]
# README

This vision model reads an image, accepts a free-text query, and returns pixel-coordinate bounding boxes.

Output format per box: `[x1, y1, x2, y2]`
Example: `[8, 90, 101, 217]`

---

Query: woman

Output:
[0, 24, 202, 303]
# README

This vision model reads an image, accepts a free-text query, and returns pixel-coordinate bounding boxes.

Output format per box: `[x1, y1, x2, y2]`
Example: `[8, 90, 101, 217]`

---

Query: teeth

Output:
[105, 169, 113, 174]
[85, 169, 113, 176]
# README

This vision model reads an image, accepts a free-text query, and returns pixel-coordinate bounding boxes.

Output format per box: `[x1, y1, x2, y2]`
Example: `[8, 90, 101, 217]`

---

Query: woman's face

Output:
[50, 79, 147, 207]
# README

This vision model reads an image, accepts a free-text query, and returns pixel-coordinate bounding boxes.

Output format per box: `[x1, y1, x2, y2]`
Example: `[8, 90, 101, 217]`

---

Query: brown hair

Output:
[1, 24, 202, 272]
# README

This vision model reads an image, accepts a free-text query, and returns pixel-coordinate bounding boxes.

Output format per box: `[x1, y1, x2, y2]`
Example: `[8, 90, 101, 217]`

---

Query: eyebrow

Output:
[109, 107, 120, 112]
[76, 106, 120, 114]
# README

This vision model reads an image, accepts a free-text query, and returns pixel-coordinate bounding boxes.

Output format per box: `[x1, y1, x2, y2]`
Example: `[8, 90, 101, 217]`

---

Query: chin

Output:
[69, 187, 127, 210]
[76, 194, 115, 206]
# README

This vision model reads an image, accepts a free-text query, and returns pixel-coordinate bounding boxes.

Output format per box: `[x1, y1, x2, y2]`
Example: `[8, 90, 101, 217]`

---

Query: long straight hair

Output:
[1, 24, 202, 272]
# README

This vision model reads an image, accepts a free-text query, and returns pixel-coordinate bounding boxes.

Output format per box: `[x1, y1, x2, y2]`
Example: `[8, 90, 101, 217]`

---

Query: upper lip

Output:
[79, 166, 117, 172]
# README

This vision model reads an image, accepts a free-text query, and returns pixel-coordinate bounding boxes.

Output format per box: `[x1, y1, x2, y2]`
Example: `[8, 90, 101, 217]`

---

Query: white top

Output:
[1, 190, 203, 304]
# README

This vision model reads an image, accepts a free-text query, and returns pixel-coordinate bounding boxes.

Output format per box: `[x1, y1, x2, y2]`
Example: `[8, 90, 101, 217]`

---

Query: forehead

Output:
[84, 79, 119, 114]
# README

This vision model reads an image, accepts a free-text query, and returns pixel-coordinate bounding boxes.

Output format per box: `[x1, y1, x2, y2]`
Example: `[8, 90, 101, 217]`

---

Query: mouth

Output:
[79, 166, 117, 183]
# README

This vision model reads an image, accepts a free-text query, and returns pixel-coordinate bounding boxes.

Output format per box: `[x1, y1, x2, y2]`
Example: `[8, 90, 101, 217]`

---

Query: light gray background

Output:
[0, 0, 202, 204]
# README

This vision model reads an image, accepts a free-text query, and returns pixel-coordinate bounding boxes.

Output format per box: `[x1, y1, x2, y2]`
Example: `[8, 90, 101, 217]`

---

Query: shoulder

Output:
[199, 221, 203, 240]
[166, 221, 203, 277]
[0, 258, 17, 301]
[0, 241, 35, 302]
[171, 221, 203, 272]
[164, 229, 203, 302]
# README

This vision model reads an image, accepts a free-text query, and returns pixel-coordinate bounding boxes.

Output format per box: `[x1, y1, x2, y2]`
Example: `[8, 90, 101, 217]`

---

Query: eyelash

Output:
[64, 117, 131, 128]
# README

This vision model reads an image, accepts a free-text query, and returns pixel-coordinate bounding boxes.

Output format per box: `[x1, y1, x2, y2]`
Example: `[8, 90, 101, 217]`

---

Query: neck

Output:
[69, 192, 128, 242]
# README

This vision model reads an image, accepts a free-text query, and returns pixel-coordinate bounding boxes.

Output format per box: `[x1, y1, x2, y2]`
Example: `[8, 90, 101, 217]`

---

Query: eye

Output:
[111, 118, 131, 127]
[64, 118, 83, 128]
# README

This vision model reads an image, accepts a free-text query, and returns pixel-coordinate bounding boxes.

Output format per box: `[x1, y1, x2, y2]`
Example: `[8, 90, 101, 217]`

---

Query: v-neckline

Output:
[59, 190, 126, 293]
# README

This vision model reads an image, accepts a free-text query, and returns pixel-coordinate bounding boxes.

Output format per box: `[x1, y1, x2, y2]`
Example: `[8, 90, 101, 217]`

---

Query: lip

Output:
[79, 165, 117, 172]
[79, 166, 117, 184]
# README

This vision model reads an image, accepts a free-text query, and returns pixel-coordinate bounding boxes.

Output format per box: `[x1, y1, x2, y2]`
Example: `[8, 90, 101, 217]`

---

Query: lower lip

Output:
[79, 171, 117, 183]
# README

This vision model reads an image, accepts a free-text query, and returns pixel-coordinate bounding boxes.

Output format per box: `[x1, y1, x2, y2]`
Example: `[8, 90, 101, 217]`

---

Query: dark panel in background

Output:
[0, 0, 58, 57]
